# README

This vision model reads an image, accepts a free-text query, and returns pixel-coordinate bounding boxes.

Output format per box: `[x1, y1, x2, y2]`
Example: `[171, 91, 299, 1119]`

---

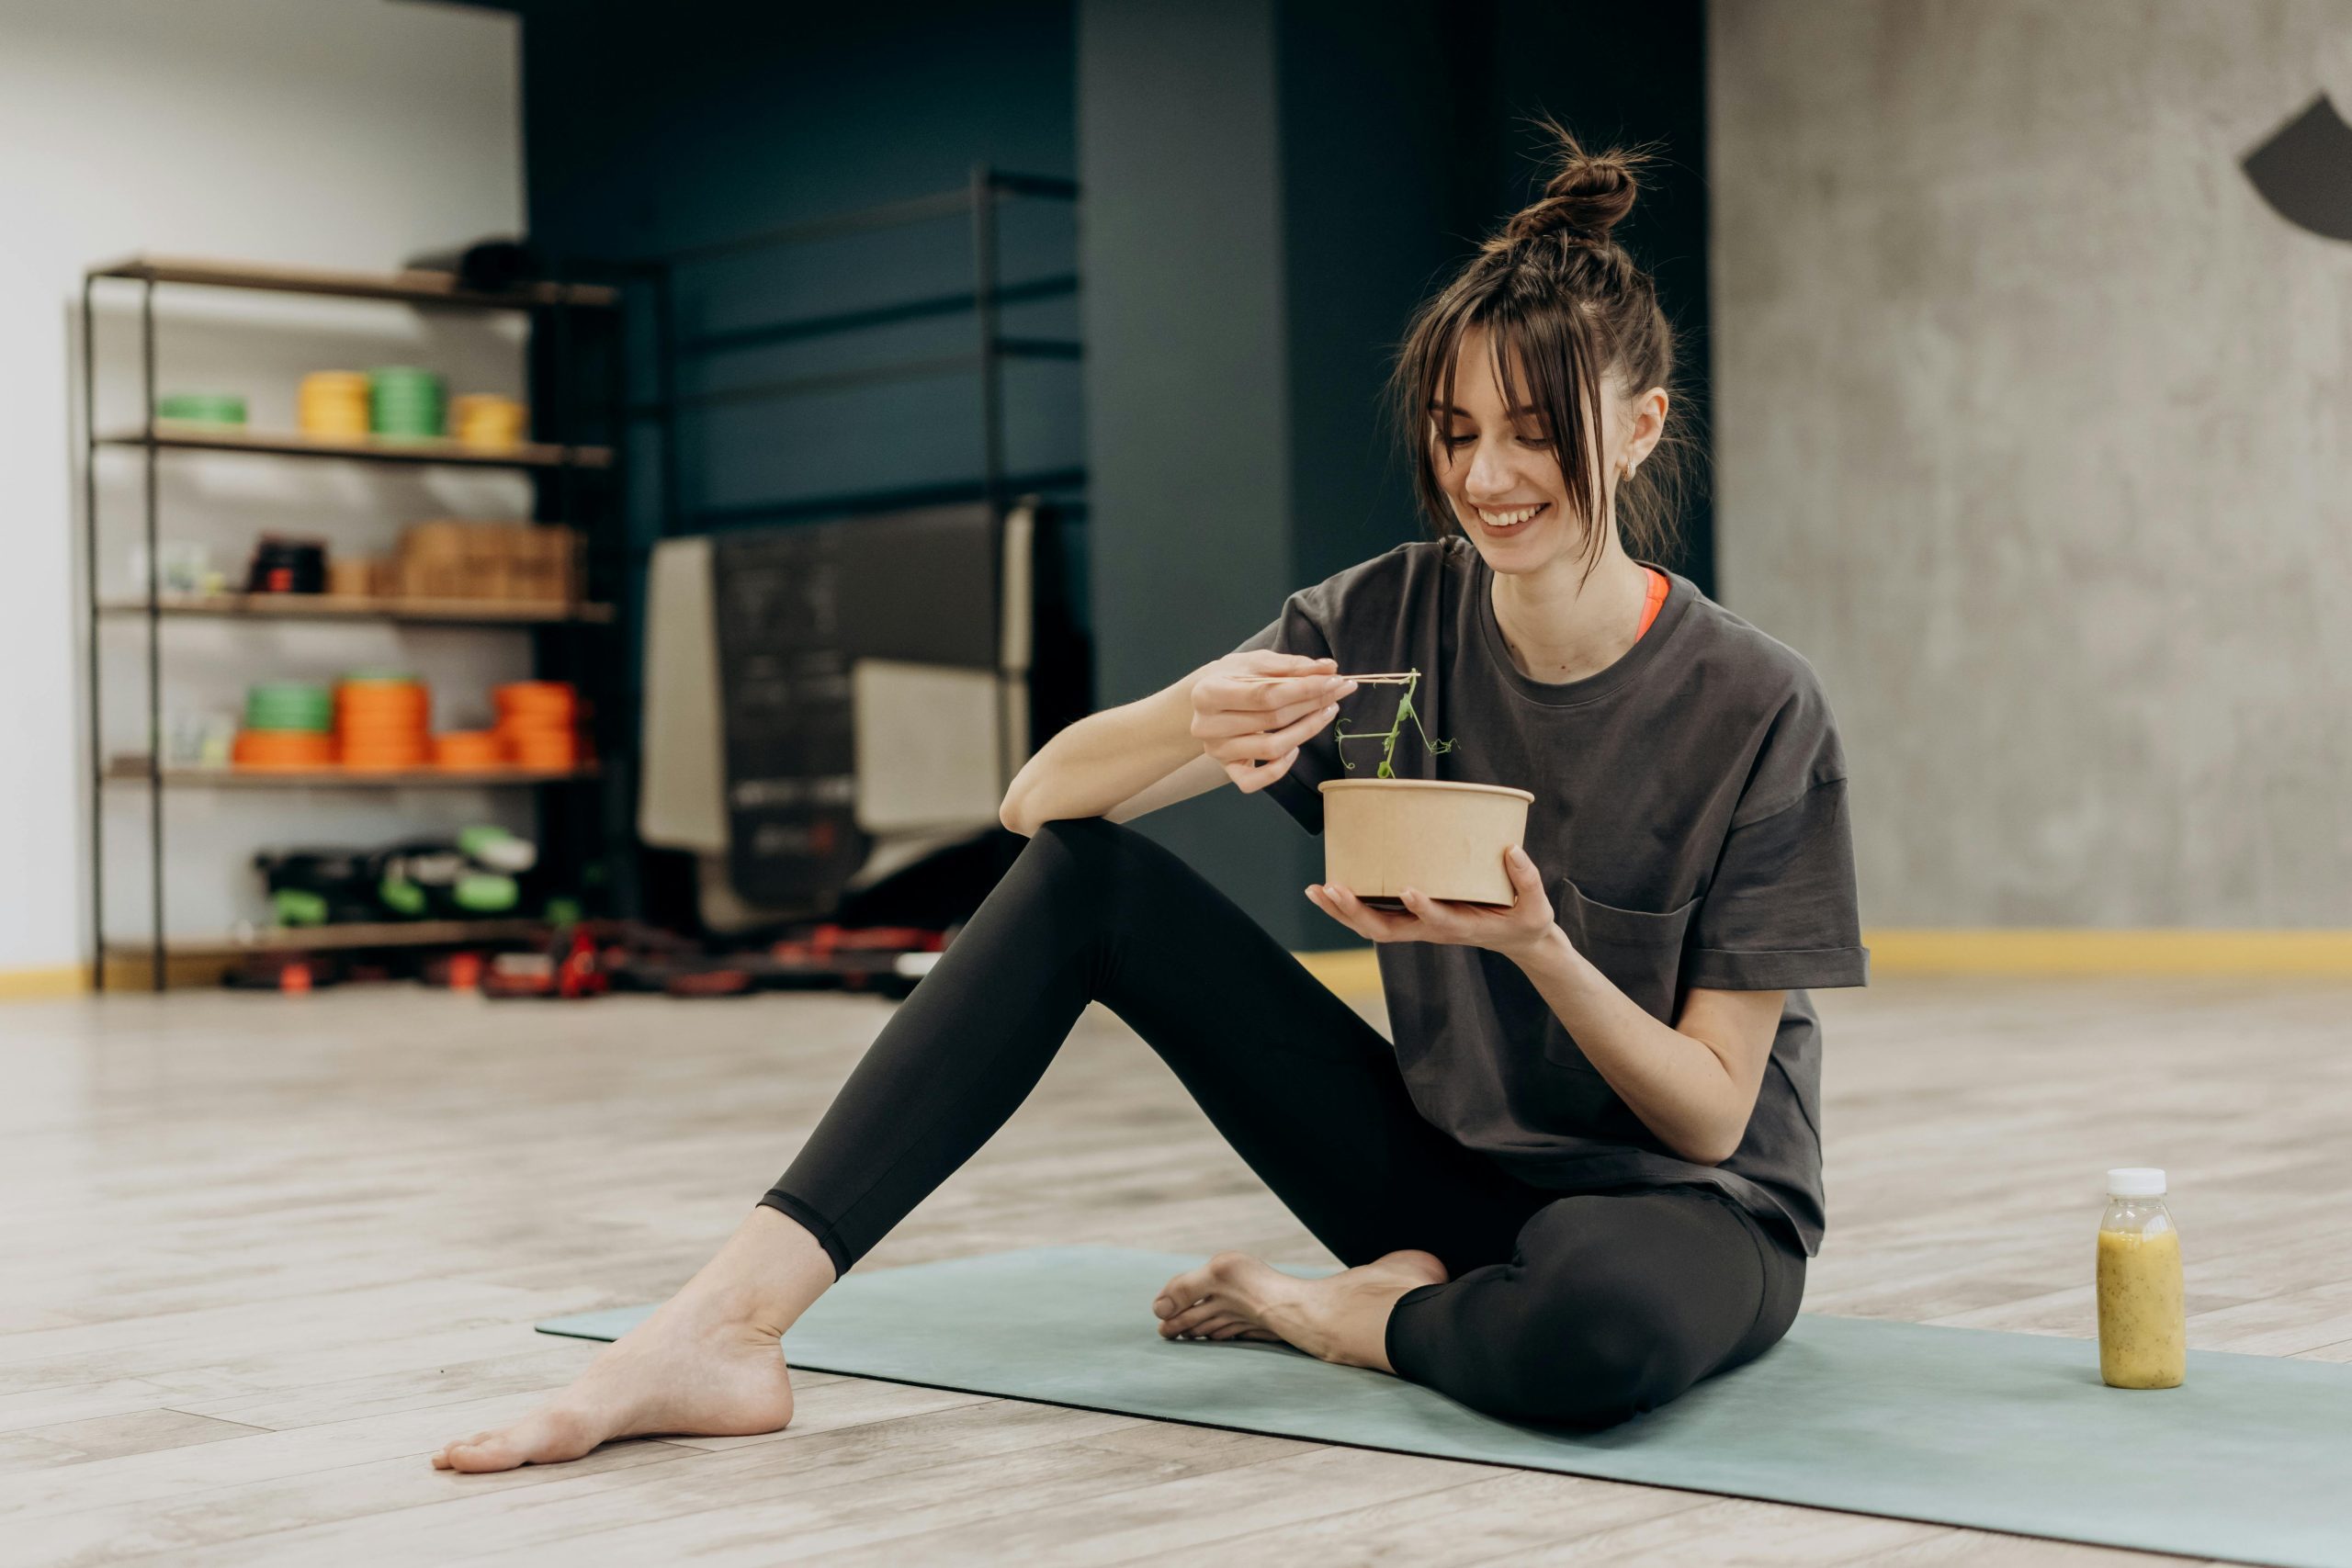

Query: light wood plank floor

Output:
[6, 974, 2346, 1564]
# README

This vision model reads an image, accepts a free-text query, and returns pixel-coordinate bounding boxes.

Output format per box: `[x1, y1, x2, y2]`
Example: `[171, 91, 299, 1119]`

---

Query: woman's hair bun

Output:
[1498, 119, 1658, 246]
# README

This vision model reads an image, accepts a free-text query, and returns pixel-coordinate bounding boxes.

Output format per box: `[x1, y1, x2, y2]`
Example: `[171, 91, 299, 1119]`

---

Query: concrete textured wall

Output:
[1711, 0, 2352, 927]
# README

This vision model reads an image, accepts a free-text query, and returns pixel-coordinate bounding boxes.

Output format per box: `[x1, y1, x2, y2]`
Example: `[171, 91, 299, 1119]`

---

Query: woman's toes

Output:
[444, 1429, 537, 1474]
[1153, 1253, 1295, 1341]
[1193, 1316, 1248, 1340]
[1153, 1265, 1217, 1319]
[1157, 1299, 1227, 1338]
[431, 1429, 496, 1470]
[441, 1408, 601, 1473]
[1204, 1249, 1260, 1283]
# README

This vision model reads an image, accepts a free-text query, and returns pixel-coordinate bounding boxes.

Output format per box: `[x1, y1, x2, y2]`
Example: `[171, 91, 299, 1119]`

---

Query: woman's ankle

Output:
[666, 1204, 837, 1339]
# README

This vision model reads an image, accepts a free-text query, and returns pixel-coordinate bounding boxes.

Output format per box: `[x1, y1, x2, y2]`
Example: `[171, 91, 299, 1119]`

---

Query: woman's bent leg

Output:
[437, 815, 1520, 1472]
[767, 815, 1528, 1276]
[1384, 1189, 1806, 1427]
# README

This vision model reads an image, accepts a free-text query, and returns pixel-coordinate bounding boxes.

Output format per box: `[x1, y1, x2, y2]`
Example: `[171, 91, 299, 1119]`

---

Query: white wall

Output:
[0, 0, 531, 969]
[1712, 0, 2352, 927]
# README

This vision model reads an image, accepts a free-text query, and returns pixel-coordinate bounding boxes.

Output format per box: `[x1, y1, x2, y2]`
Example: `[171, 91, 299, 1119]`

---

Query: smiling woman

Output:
[1394, 120, 1692, 586]
[433, 121, 1863, 1477]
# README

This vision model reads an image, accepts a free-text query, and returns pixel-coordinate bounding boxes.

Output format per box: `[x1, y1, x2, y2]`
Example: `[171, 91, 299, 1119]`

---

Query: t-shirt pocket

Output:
[1531, 881, 1698, 1142]
[1552, 878, 1698, 1023]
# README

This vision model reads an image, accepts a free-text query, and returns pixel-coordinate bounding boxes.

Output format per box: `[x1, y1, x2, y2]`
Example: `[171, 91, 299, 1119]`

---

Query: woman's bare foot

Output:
[1150, 1248, 1447, 1373]
[433, 1206, 833, 1473]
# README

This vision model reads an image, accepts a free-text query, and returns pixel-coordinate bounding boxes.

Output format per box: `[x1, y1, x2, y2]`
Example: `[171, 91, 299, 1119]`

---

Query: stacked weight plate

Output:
[155, 392, 248, 427]
[234, 682, 334, 770]
[493, 681, 581, 771]
[298, 371, 371, 438]
[451, 393, 526, 450]
[368, 367, 445, 440]
[336, 671, 431, 771]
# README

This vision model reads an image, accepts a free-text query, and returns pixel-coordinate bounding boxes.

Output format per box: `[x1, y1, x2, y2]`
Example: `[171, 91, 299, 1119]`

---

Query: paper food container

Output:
[1317, 778, 1535, 908]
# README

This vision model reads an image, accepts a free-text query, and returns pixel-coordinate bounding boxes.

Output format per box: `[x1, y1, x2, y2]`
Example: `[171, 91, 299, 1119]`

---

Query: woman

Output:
[434, 128, 1864, 1472]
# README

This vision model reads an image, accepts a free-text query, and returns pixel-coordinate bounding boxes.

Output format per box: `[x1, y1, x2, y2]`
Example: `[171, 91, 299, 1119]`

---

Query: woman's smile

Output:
[1472, 500, 1549, 535]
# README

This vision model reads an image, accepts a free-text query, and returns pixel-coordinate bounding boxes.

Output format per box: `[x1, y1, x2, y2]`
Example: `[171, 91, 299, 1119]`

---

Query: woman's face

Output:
[1432, 322, 1664, 570]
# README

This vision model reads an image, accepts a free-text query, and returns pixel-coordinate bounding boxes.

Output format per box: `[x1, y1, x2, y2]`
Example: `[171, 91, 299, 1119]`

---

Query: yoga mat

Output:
[539, 1247, 2352, 1568]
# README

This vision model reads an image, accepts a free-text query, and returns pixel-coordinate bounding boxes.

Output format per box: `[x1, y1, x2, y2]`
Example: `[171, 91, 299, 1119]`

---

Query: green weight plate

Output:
[452, 873, 519, 913]
[272, 887, 329, 927]
[378, 876, 427, 918]
[245, 697, 334, 728]
[155, 393, 248, 425]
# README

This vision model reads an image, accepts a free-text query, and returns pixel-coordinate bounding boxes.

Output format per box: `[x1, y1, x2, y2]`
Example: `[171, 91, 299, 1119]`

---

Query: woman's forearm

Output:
[1000, 672, 1206, 833]
[1511, 929, 1758, 1165]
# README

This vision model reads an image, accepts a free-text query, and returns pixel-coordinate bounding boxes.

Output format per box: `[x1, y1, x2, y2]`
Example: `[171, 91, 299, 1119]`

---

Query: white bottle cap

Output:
[2108, 1167, 2166, 1197]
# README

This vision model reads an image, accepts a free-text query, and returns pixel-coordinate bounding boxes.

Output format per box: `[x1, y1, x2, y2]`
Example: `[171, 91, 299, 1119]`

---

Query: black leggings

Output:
[763, 816, 1804, 1428]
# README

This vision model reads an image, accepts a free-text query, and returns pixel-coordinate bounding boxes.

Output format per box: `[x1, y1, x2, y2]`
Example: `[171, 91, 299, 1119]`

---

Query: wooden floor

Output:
[6, 974, 2347, 1564]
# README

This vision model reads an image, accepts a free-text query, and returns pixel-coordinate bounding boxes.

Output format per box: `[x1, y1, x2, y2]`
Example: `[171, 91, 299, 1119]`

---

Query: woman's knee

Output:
[1399, 1268, 1699, 1429]
[1016, 816, 1120, 897]
[1021, 816, 1188, 908]
[1515, 1311, 1690, 1427]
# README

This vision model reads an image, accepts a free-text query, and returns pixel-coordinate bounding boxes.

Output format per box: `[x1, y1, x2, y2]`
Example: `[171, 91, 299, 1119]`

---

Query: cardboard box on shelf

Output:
[396, 521, 581, 604]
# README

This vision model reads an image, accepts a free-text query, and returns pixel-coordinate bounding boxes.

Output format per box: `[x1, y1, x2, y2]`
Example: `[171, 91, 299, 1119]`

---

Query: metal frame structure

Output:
[633, 164, 1084, 816]
[638, 165, 1083, 534]
[79, 259, 627, 991]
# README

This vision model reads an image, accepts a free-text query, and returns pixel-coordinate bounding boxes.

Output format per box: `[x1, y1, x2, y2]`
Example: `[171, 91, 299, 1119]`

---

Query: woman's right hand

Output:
[1190, 653, 1358, 794]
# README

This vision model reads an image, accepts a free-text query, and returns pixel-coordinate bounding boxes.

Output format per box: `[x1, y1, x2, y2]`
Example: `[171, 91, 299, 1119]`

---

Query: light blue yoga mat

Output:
[540, 1246, 2352, 1568]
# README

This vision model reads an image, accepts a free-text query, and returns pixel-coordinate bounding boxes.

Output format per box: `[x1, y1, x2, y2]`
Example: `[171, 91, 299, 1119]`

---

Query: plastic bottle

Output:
[2096, 1167, 2185, 1389]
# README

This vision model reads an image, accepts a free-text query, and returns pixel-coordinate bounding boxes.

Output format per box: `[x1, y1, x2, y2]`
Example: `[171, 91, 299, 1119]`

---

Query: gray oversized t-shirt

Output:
[1233, 536, 1866, 1253]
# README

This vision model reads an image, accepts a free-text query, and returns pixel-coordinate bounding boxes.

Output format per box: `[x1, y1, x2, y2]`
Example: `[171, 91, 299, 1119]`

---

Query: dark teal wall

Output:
[519, 0, 1078, 252]
[506, 0, 1709, 948]
[514, 0, 1085, 536]
[1487, 0, 1715, 591]
[1075, 0, 1308, 937]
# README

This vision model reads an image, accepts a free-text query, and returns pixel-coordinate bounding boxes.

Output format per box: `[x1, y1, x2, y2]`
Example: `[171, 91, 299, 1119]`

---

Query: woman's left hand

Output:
[1306, 843, 1559, 960]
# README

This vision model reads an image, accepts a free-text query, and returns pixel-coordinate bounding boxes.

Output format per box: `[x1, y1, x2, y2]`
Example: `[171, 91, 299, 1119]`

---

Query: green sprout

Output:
[1335, 668, 1457, 779]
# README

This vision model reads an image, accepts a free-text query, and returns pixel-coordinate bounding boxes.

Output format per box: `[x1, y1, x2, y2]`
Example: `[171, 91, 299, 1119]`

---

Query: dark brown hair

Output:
[1391, 120, 1690, 575]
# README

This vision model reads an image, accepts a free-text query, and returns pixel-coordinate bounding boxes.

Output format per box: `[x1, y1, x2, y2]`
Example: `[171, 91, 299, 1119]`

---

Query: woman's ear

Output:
[1626, 386, 1669, 469]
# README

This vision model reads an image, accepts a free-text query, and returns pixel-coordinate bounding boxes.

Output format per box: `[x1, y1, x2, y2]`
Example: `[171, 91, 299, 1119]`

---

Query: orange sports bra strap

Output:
[1636, 567, 1669, 640]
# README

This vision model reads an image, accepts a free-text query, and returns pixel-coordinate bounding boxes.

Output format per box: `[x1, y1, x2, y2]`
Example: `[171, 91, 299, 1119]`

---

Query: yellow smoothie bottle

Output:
[2097, 1167, 2185, 1389]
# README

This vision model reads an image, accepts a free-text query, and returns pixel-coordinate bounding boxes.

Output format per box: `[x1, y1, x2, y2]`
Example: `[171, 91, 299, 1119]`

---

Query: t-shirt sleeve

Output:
[1227, 592, 1342, 836]
[1683, 674, 1870, 992]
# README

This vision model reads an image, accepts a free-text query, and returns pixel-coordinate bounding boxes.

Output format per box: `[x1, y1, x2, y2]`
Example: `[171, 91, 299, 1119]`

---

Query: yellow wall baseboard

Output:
[1861, 929, 2352, 976]
[0, 964, 92, 999]
[14, 929, 2352, 1003]
[1293, 948, 1385, 997]
[1295, 929, 2352, 991]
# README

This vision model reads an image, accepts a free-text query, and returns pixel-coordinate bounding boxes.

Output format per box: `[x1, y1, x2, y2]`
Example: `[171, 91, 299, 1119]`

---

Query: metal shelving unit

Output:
[93, 423, 612, 469]
[103, 759, 603, 788]
[80, 255, 628, 990]
[95, 593, 616, 626]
